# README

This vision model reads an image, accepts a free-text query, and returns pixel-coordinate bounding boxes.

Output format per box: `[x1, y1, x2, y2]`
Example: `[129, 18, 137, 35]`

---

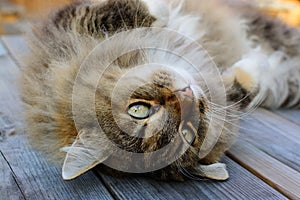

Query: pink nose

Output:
[175, 87, 195, 118]
[180, 87, 194, 100]
[177, 87, 194, 100]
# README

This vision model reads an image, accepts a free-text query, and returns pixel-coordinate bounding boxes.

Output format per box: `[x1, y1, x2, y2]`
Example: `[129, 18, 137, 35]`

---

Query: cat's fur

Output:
[20, 0, 300, 181]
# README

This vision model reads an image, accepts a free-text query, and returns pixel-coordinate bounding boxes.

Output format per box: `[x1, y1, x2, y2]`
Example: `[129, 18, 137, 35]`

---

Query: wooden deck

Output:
[1, 35, 300, 200]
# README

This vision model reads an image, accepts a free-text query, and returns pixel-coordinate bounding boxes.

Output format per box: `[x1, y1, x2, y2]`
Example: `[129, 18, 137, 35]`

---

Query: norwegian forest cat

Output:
[21, 0, 300, 181]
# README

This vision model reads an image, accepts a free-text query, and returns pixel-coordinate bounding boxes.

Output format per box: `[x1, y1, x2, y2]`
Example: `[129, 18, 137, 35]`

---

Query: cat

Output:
[20, 0, 300, 181]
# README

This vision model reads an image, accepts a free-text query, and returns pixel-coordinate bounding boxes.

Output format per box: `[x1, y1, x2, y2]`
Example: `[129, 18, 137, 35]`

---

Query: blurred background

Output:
[0, 0, 300, 35]
[0, 0, 71, 34]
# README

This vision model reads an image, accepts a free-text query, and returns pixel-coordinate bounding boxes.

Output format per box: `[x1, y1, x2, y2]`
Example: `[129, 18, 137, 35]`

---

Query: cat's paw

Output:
[227, 53, 270, 92]
[142, 0, 169, 27]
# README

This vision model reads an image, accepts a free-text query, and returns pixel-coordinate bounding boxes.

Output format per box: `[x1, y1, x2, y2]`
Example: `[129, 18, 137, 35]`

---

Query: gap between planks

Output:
[0, 35, 28, 68]
[274, 109, 300, 125]
[254, 108, 300, 141]
[1, 34, 293, 200]
[0, 38, 115, 200]
[228, 141, 300, 199]
[0, 151, 26, 200]
[94, 156, 287, 200]
[239, 109, 300, 173]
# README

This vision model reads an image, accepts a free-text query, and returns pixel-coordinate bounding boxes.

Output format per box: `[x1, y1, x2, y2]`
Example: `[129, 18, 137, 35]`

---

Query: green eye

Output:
[127, 103, 151, 119]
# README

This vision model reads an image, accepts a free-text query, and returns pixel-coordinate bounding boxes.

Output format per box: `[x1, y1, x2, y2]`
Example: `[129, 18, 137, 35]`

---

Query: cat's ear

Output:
[191, 163, 229, 181]
[61, 128, 112, 180]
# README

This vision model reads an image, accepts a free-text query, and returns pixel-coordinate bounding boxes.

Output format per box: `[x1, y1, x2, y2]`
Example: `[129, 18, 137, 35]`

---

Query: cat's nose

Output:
[182, 87, 194, 99]
[175, 87, 195, 119]
[176, 87, 194, 100]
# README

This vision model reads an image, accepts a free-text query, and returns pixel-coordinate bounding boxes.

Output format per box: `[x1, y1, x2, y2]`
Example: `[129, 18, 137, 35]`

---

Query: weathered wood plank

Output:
[255, 109, 300, 141]
[0, 152, 25, 200]
[96, 157, 287, 200]
[228, 141, 300, 199]
[1, 35, 291, 200]
[274, 110, 300, 126]
[0, 41, 23, 200]
[0, 41, 114, 200]
[0, 40, 8, 56]
[0, 46, 23, 124]
[0, 134, 114, 200]
[238, 109, 300, 173]
[1, 35, 29, 67]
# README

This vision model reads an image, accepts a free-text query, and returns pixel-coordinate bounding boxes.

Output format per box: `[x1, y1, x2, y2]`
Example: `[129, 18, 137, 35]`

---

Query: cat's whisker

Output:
[206, 93, 262, 120]
[116, 2, 128, 31]
[140, 49, 148, 64]
[234, 100, 262, 118]
[209, 108, 243, 117]
[140, 15, 152, 29]
[207, 111, 264, 135]
[175, 159, 206, 181]
[206, 111, 241, 128]
[209, 109, 248, 121]
[207, 92, 252, 110]
[206, 106, 244, 120]
[248, 94, 266, 111]
[139, 17, 148, 29]
[212, 113, 264, 135]
[208, 111, 246, 123]
[207, 104, 242, 114]
[204, 117, 240, 137]
[134, 0, 141, 29]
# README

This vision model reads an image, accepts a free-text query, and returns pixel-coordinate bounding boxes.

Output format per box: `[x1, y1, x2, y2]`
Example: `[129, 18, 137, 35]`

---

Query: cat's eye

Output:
[127, 103, 151, 119]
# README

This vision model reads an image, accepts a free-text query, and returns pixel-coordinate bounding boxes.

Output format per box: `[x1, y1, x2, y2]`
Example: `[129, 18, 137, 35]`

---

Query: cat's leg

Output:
[226, 50, 300, 109]
[49, 0, 158, 38]
[226, 51, 270, 109]
[232, 7, 300, 109]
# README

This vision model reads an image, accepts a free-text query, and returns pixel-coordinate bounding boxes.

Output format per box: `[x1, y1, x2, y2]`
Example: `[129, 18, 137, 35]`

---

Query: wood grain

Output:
[1, 35, 29, 67]
[0, 41, 7, 56]
[0, 37, 113, 200]
[0, 134, 114, 200]
[255, 109, 300, 141]
[0, 152, 25, 200]
[96, 157, 287, 200]
[0, 42, 22, 124]
[228, 141, 300, 199]
[238, 109, 300, 172]
[274, 110, 300, 126]
[2, 34, 299, 200]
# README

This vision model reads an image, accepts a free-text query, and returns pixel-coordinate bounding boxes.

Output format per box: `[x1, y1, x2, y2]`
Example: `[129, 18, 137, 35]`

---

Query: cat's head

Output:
[61, 28, 237, 180]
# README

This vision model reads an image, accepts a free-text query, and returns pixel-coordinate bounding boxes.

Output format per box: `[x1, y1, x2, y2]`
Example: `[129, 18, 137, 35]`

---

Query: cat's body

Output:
[21, 0, 300, 181]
